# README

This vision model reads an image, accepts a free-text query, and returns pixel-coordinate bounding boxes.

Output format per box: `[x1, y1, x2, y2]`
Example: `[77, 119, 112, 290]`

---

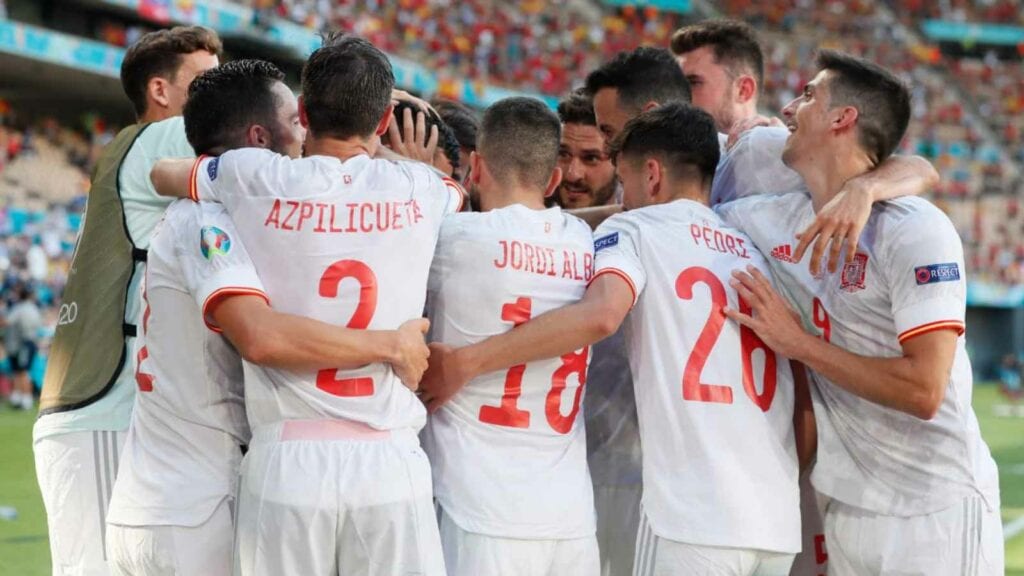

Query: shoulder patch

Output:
[200, 226, 232, 260]
[915, 263, 960, 285]
[594, 232, 619, 252]
[206, 157, 219, 181]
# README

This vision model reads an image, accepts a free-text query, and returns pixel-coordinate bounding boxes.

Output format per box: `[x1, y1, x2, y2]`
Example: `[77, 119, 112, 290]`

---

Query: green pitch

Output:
[1, 385, 1023, 575]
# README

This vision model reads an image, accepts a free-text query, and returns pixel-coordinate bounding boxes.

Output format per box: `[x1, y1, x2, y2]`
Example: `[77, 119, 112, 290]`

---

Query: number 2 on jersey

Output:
[675, 267, 776, 412]
[478, 297, 588, 433]
[316, 260, 378, 396]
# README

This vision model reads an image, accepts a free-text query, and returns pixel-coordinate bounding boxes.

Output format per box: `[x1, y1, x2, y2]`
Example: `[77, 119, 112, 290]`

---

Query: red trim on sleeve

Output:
[897, 320, 965, 344]
[188, 154, 208, 203]
[442, 176, 466, 213]
[589, 268, 638, 307]
[202, 287, 270, 333]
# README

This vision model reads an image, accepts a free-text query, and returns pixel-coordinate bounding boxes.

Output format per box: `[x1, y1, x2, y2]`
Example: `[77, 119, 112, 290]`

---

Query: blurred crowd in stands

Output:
[2, 0, 1022, 401]
[0, 112, 99, 407]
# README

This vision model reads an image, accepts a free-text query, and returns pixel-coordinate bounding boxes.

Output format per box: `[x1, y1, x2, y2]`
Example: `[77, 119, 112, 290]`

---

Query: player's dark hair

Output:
[584, 47, 691, 112]
[183, 59, 286, 156]
[479, 97, 561, 191]
[557, 89, 596, 127]
[432, 99, 479, 152]
[120, 26, 223, 119]
[611, 103, 720, 190]
[670, 19, 764, 91]
[301, 32, 394, 140]
[386, 99, 461, 174]
[816, 49, 911, 165]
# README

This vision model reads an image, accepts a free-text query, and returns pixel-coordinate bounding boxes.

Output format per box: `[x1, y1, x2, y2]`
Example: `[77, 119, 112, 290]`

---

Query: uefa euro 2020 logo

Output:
[200, 226, 232, 260]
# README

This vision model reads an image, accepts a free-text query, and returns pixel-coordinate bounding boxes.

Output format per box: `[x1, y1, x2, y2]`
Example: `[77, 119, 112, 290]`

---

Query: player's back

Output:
[423, 205, 596, 539]
[593, 199, 800, 554]
[108, 200, 250, 527]
[191, 150, 462, 431]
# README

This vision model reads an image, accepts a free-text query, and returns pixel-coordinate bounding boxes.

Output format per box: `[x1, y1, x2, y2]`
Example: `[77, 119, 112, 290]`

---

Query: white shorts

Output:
[234, 420, 445, 576]
[633, 513, 795, 576]
[788, 471, 828, 576]
[594, 483, 642, 576]
[34, 429, 125, 576]
[437, 506, 599, 576]
[106, 497, 233, 576]
[825, 495, 1004, 576]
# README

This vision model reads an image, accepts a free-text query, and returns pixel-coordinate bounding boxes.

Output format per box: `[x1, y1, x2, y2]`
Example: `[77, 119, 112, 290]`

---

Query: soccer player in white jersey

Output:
[33, 27, 220, 576]
[107, 59, 426, 576]
[418, 97, 598, 575]
[719, 50, 1003, 576]
[151, 34, 461, 576]
[422, 103, 807, 575]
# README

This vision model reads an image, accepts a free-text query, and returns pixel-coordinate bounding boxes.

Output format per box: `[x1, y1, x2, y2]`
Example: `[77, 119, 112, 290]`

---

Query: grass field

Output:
[1, 385, 1023, 575]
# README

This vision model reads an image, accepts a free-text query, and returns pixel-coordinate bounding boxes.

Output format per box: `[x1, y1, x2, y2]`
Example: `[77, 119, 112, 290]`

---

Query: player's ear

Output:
[374, 103, 395, 137]
[148, 76, 171, 110]
[832, 105, 859, 134]
[642, 100, 660, 113]
[544, 166, 563, 199]
[247, 124, 271, 149]
[645, 157, 661, 200]
[297, 96, 310, 130]
[736, 75, 757, 104]
[469, 151, 483, 186]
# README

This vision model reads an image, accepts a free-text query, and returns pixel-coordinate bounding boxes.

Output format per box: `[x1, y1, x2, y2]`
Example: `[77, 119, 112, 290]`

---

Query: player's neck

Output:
[480, 186, 546, 212]
[663, 183, 708, 207]
[799, 147, 874, 213]
[304, 136, 374, 162]
[139, 107, 176, 124]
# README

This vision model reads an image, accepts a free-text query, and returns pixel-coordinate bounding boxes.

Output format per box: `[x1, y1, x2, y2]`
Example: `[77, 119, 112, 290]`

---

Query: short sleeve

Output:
[190, 148, 281, 205]
[176, 204, 268, 332]
[591, 214, 646, 307]
[883, 206, 966, 344]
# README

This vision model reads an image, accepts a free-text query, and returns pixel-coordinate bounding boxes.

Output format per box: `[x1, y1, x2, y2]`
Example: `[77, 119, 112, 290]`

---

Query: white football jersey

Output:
[107, 200, 260, 527]
[717, 193, 1000, 516]
[593, 199, 800, 553]
[422, 205, 596, 539]
[711, 126, 806, 206]
[191, 150, 463, 432]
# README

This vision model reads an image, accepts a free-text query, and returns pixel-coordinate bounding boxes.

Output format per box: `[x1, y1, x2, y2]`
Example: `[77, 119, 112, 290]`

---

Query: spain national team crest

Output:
[200, 226, 232, 260]
[840, 253, 868, 293]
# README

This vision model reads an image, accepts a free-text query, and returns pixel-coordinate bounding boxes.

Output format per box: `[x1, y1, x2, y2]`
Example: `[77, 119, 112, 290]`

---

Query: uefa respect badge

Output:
[200, 226, 232, 260]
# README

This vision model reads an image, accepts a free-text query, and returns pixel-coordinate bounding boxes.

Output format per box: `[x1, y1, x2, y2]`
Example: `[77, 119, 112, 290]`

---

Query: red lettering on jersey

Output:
[344, 203, 357, 233]
[545, 248, 557, 276]
[583, 252, 594, 281]
[391, 202, 403, 230]
[314, 203, 328, 233]
[279, 200, 299, 230]
[494, 240, 509, 269]
[264, 199, 282, 228]
[411, 199, 424, 223]
[523, 243, 535, 273]
[359, 204, 373, 232]
[690, 222, 750, 259]
[296, 202, 314, 231]
[814, 534, 828, 564]
[735, 237, 749, 259]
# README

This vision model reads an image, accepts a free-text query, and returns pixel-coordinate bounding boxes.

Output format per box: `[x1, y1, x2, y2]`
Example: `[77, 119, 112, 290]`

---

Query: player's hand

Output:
[386, 106, 439, 164]
[793, 182, 873, 276]
[418, 343, 472, 413]
[726, 115, 785, 150]
[391, 318, 431, 391]
[723, 265, 811, 360]
[391, 89, 436, 116]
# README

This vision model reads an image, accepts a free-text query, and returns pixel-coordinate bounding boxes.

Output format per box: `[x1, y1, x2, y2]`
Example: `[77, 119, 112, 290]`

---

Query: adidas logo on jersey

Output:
[770, 244, 796, 263]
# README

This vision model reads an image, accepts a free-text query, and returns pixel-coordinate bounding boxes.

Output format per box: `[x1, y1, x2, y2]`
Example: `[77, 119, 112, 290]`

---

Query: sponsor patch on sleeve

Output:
[594, 232, 619, 252]
[914, 263, 960, 285]
[207, 157, 220, 181]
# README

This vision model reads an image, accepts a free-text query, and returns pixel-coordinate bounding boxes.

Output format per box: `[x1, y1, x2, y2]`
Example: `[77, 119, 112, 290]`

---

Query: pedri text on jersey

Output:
[263, 198, 425, 233]
[493, 239, 594, 281]
[690, 222, 751, 260]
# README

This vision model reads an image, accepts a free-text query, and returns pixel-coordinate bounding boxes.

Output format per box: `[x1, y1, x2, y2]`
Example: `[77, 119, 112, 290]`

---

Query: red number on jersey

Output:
[316, 260, 378, 397]
[479, 297, 589, 433]
[546, 346, 589, 434]
[479, 297, 533, 428]
[813, 297, 831, 343]
[675, 267, 778, 411]
[676, 267, 733, 404]
[739, 297, 777, 412]
[135, 285, 155, 392]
